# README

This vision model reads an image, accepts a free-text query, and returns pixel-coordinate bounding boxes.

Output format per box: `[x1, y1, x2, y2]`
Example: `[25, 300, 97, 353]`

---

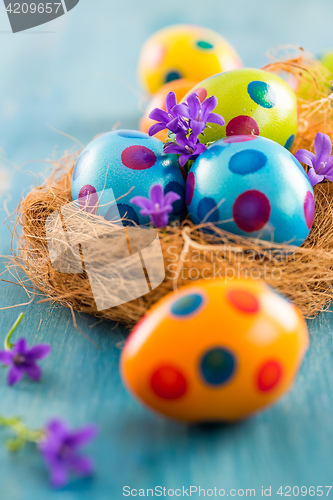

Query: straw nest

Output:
[8, 49, 333, 327]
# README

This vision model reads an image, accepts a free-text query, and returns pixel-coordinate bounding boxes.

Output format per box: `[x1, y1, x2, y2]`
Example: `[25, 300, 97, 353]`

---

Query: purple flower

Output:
[164, 132, 207, 167]
[148, 92, 188, 136]
[130, 184, 180, 228]
[38, 419, 98, 488]
[295, 132, 333, 186]
[0, 338, 51, 386]
[173, 93, 225, 136]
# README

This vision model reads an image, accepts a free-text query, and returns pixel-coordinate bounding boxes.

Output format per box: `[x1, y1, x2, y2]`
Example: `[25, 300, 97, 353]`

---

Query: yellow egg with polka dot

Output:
[121, 279, 309, 423]
[138, 24, 242, 95]
[184, 68, 298, 149]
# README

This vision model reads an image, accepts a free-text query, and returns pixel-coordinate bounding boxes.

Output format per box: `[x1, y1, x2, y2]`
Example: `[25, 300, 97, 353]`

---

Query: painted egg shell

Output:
[138, 24, 242, 95]
[185, 135, 315, 246]
[184, 68, 298, 149]
[140, 78, 198, 142]
[121, 278, 309, 422]
[71, 130, 186, 226]
[321, 50, 333, 74]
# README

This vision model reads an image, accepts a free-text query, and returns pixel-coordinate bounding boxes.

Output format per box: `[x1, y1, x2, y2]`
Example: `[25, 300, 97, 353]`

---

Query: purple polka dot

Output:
[73, 150, 91, 181]
[186, 172, 195, 206]
[165, 181, 185, 216]
[226, 116, 260, 137]
[197, 197, 219, 224]
[78, 185, 98, 214]
[304, 191, 315, 229]
[223, 136, 257, 144]
[121, 145, 157, 170]
[233, 190, 271, 232]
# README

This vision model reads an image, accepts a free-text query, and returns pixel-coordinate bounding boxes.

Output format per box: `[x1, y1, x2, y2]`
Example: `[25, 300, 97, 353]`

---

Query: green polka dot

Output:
[196, 40, 214, 50]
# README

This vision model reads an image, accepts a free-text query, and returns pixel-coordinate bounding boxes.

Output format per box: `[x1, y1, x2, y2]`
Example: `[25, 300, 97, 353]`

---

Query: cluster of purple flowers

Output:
[295, 132, 333, 186]
[148, 91, 225, 167]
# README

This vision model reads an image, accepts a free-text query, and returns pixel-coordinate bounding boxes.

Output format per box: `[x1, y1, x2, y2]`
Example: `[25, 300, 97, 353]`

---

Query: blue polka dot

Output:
[197, 197, 219, 223]
[204, 144, 229, 161]
[164, 181, 185, 216]
[248, 81, 277, 109]
[171, 293, 204, 317]
[165, 71, 182, 83]
[229, 150, 267, 175]
[105, 203, 139, 226]
[117, 130, 148, 139]
[73, 150, 91, 181]
[284, 134, 295, 150]
[200, 348, 236, 386]
[196, 40, 214, 50]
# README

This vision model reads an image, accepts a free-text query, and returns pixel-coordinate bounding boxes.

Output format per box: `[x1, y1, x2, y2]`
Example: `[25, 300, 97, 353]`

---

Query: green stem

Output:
[0, 416, 44, 451]
[4, 313, 24, 351]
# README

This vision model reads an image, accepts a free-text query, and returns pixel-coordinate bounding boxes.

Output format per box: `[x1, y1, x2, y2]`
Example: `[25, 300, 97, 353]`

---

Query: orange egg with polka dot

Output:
[140, 78, 198, 142]
[121, 279, 309, 423]
[138, 24, 242, 95]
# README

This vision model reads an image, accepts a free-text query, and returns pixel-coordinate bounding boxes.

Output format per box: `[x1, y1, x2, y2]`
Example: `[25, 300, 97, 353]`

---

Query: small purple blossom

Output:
[130, 184, 180, 228]
[0, 338, 51, 386]
[164, 132, 207, 167]
[173, 93, 225, 136]
[148, 92, 188, 136]
[38, 419, 98, 488]
[295, 132, 333, 186]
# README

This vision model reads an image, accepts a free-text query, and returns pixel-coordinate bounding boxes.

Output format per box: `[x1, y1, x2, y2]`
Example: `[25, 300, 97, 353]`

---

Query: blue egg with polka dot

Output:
[71, 130, 186, 226]
[185, 135, 315, 246]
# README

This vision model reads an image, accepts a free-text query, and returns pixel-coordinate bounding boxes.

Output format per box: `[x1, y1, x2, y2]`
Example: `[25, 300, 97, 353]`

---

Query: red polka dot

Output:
[195, 87, 208, 102]
[186, 172, 195, 205]
[304, 191, 315, 229]
[78, 185, 98, 214]
[121, 145, 157, 170]
[226, 289, 260, 314]
[151, 365, 187, 400]
[226, 116, 260, 137]
[257, 361, 283, 392]
[223, 135, 257, 143]
[233, 190, 271, 232]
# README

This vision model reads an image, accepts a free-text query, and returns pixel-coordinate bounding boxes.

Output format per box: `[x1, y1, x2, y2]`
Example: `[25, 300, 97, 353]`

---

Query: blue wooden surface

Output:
[1, 1, 333, 498]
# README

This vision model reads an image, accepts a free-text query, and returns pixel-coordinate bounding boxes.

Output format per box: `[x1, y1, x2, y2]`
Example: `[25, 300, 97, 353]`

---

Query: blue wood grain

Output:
[1, 0, 333, 498]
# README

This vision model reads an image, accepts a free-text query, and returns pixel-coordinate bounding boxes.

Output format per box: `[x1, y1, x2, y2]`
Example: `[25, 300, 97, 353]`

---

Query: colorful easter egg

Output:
[184, 68, 298, 149]
[121, 278, 309, 422]
[138, 24, 242, 95]
[71, 130, 186, 226]
[186, 135, 315, 246]
[140, 78, 198, 142]
[321, 50, 333, 74]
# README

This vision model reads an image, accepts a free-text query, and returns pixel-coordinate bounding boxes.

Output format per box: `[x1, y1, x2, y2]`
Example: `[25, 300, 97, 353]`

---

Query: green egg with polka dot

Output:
[183, 68, 298, 149]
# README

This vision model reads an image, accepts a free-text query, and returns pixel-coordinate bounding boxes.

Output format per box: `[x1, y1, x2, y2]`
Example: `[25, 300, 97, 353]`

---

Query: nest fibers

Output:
[8, 50, 333, 327]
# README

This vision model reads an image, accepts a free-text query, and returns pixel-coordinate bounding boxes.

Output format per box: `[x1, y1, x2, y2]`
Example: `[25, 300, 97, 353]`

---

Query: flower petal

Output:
[150, 212, 169, 228]
[206, 112, 225, 126]
[193, 143, 207, 156]
[7, 366, 23, 386]
[163, 143, 184, 155]
[165, 91, 177, 113]
[26, 344, 51, 361]
[186, 93, 201, 118]
[175, 131, 189, 148]
[49, 462, 68, 489]
[148, 108, 169, 123]
[179, 154, 190, 167]
[66, 425, 98, 448]
[0, 350, 13, 365]
[69, 455, 95, 476]
[172, 103, 191, 119]
[201, 96, 218, 120]
[294, 150, 316, 168]
[130, 196, 153, 211]
[321, 155, 333, 175]
[308, 168, 324, 187]
[148, 122, 167, 137]
[163, 191, 181, 206]
[314, 132, 332, 160]
[13, 338, 28, 354]
[190, 120, 205, 138]
[149, 184, 164, 204]
[25, 363, 42, 381]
